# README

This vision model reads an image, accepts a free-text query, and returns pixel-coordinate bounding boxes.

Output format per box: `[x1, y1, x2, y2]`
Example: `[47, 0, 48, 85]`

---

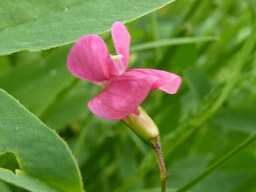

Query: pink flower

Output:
[67, 22, 182, 120]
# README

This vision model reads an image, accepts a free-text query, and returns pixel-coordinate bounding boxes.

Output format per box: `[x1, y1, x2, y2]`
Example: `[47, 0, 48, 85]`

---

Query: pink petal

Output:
[111, 22, 131, 72]
[88, 71, 154, 120]
[129, 69, 182, 94]
[67, 35, 118, 83]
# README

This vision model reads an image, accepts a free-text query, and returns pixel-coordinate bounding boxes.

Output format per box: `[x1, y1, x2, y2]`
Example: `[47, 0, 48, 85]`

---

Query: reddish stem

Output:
[151, 136, 169, 192]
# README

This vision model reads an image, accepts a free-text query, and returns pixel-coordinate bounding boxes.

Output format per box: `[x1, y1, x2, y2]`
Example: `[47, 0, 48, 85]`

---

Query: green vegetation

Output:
[0, 0, 256, 191]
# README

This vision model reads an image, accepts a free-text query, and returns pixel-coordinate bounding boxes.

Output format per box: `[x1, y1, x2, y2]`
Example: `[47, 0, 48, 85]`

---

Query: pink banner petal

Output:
[112, 22, 131, 72]
[67, 35, 118, 83]
[88, 71, 154, 120]
[129, 69, 182, 94]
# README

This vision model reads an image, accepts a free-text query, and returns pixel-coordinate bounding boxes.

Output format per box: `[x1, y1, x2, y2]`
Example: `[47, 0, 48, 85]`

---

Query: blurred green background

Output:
[0, 0, 256, 191]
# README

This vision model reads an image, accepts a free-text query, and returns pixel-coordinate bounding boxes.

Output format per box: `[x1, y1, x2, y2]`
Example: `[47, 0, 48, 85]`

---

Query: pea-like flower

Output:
[67, 22, 182, 120]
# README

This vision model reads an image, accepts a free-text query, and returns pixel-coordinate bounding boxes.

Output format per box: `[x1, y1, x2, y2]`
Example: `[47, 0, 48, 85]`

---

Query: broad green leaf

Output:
[0, 89, 84, 192]
[232, 174, 256, 192]
[0, 181, 11, 192]
[0, 56, 11, 77]
[0, 0, 175, 55]
[0, 152, 20, 173]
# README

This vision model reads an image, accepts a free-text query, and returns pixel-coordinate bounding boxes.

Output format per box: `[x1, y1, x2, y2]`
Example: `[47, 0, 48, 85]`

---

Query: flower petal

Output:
[111, 22, 131, 72]
[67, 34, 118, 83]
[129, 69, 182, 94]
[88, 71, 154, 120]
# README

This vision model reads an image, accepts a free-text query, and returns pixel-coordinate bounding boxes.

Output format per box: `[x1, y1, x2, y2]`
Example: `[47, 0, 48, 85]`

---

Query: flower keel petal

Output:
[88, 72, 154, 120]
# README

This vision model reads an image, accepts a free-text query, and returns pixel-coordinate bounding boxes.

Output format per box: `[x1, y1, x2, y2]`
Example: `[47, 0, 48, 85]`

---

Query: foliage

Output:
[0, 0, 256, 192]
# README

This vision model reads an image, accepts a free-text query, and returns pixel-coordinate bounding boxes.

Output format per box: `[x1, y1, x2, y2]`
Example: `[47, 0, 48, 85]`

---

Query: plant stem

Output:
[151, 136, 168, 192]
[176, 134, 256, 192]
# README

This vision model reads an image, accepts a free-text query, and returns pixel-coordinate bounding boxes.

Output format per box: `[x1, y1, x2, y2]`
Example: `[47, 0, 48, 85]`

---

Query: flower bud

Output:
[122, 106, 159, 145]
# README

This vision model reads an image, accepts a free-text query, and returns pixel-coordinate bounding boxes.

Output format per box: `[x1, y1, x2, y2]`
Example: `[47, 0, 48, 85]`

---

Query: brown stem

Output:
[151, 136, 169, 192]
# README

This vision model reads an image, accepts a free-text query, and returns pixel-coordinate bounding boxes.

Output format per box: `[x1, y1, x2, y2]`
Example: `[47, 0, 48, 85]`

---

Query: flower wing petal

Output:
[67, 35, 118, 83]
[129, 69, 182, 94]
[111, 22, 131, 71]
[88, 71, 154, 120]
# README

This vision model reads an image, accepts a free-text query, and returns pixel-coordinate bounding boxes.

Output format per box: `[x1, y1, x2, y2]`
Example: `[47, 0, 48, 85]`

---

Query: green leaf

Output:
[168, 156, 208, 189]
[117, 19, 256, 192]
[131, 188, 177, 192]
[0, 47, 73, 116]
[44, 81, 97, 131]
[194, 172, 250, 192]
[130, 37, 217, 52]
[0, 0, 175, 56]
[176, 135, 256, 192]
[171, 44, 197, 70]
[184, 68, 212, 101]
[0, 89, 84, 192]
[0, 56, 11, 77]
[214, 107, 256, 134]
[0, 181, 11, 192]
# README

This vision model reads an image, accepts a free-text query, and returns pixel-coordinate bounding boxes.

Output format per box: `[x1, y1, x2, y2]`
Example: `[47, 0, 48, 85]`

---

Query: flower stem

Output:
[151, 136, 169, 192]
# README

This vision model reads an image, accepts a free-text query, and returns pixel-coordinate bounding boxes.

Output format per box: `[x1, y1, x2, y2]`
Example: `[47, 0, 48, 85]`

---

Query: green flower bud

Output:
[122, 106, 159, 145]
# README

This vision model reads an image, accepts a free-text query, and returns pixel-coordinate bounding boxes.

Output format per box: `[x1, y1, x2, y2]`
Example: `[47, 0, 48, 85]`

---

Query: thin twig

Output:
[151, 136, 169, 192]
